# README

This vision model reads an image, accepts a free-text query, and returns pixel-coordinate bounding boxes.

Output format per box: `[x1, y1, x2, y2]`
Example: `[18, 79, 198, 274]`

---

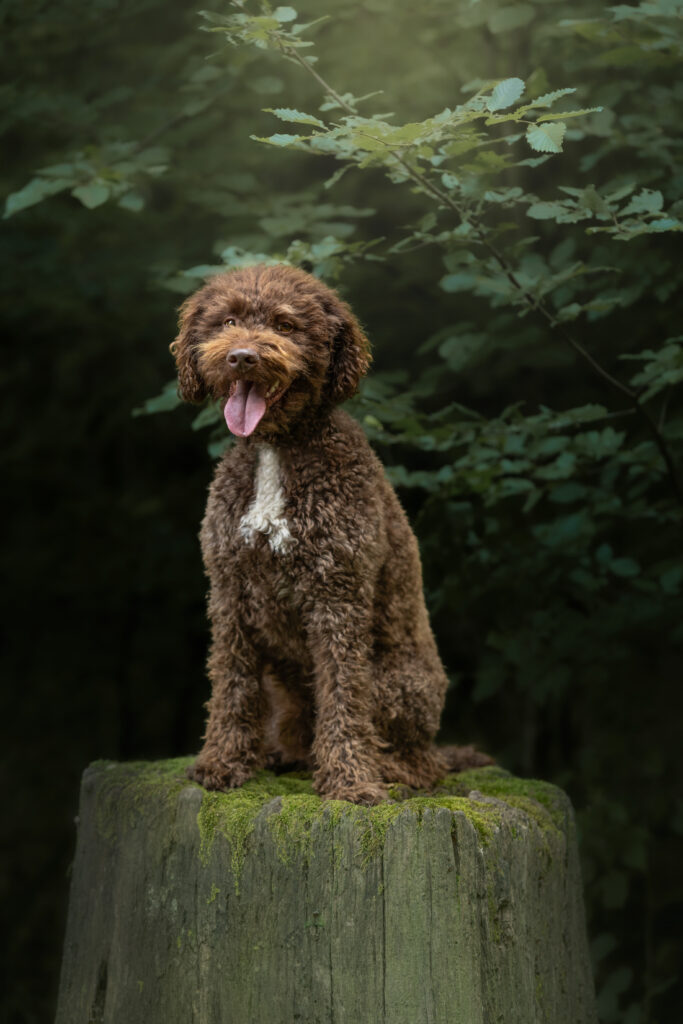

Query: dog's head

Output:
[170, 264, 371, 438]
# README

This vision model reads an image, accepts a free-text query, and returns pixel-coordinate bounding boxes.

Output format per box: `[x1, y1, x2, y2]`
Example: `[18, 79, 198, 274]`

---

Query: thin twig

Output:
[281, 45, 353, 114]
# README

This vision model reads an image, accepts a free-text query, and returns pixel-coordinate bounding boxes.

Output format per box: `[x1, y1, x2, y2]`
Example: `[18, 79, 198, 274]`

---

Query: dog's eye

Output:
[224, 317, 237, 328]
[277, 321, 294, 334]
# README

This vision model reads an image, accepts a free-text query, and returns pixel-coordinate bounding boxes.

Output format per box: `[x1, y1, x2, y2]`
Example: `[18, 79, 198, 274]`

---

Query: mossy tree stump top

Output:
[56, 759, 596, 1024]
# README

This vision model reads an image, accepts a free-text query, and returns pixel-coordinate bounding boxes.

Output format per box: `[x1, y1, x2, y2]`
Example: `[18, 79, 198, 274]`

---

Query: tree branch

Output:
[279, 41, 683, 506]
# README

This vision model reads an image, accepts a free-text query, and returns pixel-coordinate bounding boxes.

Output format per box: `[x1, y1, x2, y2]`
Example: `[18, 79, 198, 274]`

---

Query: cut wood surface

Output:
[56, 759, 597, 1024]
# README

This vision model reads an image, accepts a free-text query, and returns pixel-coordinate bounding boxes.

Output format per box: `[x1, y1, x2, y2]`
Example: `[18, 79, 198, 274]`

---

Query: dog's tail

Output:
[439, 743, 495, 773]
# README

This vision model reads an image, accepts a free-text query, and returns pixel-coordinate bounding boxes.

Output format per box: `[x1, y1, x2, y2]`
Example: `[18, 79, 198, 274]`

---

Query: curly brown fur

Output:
[172, 264, 491, 805]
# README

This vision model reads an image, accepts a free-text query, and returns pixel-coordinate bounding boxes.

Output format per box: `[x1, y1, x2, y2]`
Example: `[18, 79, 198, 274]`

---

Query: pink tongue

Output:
[224, 380, 267, 437]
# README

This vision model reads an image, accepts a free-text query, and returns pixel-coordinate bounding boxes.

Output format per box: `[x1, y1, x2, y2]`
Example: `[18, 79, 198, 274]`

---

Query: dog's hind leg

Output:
[379, 745, 449, 789]
[262, 659, 315, 771]
[373, 650, 493, 789]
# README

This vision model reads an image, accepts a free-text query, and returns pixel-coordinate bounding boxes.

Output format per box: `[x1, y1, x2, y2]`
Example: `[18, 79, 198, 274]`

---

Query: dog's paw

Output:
[186, 758, 255, 792]
[317, 779, 388, 806]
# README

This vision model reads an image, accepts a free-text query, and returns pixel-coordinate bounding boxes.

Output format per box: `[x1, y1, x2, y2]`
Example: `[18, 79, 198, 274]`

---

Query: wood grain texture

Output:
[56, 760, 597, 1024]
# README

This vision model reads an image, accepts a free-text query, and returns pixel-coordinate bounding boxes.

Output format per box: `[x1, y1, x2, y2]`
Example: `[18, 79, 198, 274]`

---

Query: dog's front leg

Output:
[306, 593, 387, 805]
[187, 598, 265, 792]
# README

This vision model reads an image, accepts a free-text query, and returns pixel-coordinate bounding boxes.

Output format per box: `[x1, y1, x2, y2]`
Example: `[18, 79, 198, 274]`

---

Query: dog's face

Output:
[170, 264, 371, 438]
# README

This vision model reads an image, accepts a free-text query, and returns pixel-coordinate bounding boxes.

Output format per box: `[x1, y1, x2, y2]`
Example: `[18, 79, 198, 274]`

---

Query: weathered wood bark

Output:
[56, 759, 596, 1024]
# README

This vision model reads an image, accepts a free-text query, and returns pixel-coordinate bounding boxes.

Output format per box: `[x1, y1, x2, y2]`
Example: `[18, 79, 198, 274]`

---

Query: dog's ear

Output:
[323, 295, 372, 405]
[169, 291, 208, 403]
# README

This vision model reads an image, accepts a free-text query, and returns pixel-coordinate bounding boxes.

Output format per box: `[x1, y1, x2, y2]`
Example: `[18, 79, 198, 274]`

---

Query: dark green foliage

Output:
[3, 2, 682, 1022]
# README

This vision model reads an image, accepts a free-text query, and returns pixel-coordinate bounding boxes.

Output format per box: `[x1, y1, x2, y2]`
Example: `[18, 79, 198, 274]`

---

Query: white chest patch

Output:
[239, 445, 295, 554]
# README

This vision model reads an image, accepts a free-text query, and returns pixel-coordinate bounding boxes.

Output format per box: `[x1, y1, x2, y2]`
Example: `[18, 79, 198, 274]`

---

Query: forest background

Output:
[2, 1, 682, 1021]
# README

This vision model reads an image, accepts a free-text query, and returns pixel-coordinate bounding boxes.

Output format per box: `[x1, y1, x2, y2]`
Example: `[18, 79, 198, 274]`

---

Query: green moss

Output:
[354, 794, 501, 862]
[92, 757, 195, 842]
[90, 760, 569, 889]
[197, 788, 264, 889]
[196, 770, 321, 889]
[355, 801, 410, 863]
[192, 767, 520, 886]
[267, 794, 352, 865]
[198, 774, 358, 884]
[437, 766, 567, 834]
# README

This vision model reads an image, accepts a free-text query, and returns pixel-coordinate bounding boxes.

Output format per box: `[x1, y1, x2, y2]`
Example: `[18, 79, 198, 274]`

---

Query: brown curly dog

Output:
[171, 263, 490, 805]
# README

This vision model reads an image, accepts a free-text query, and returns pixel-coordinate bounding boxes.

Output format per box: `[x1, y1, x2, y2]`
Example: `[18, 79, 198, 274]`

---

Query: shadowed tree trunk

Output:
[56, 759, 597, 1024]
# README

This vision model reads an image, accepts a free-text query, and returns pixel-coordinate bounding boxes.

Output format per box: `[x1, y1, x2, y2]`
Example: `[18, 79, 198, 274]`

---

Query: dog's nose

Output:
[227, 348, 259, 369]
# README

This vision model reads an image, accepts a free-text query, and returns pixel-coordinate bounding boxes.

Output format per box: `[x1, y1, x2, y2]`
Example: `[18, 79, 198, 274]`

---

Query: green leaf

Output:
[118, 191, 145, 213]
[132, 381, 182, 417]
[251, 133, 305, 147]
[526, 122, 567, 153]
[621, 188, 664, 217]
[440, 272, 475, 293]
[3, 176, 72, 217]
[540, 107, 602, 121]
[516, 155, 552, 168]
[293, 15, 330, 35]
[219, 247, 281, 269]
[36, 161, 82, 178]
[609, 557, 640, 578]
[533, 511, 593, 547]
[273, 6, 297, 22]
[579, 185, 611, 217]
[264, 107, 325, 128]
[438, 333, 488, 370]
[646, 218, 681, 233]
[530, 88, 576, 108]
[323, 165, 351, 190]
[181, 264, 225, 278]
[71, 182, 110, 209]
[487, 77, 525, 112]
[527, 201, 569, 220]
[622, 339, 683, 400]
[535, 451, 576, 480]
[191, 403, 222, 430]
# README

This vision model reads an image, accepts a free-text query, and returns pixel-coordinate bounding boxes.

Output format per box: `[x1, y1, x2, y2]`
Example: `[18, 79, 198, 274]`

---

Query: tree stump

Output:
[56, 759, 596, 1024]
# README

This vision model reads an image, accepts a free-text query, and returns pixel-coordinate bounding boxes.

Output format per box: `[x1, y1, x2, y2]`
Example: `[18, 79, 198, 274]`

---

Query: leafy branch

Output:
[241, 13, 681, 505]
